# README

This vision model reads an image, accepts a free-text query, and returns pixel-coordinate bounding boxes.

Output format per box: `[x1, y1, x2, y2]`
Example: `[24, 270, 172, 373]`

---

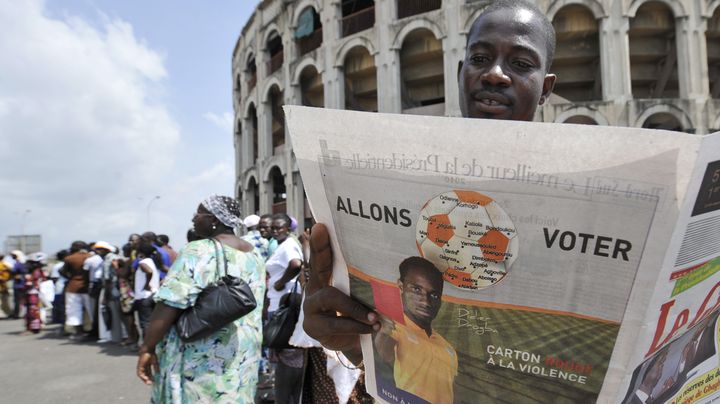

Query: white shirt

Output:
[265, 237, 302, 312]
[83, 254, 104, 283]
[134, 258, 159, 300]
[50, 262, 66, 295]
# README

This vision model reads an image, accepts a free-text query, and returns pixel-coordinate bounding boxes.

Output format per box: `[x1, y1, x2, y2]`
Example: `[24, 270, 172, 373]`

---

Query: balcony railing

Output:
[247, 72, 257, 91]
[342, 7, 375, 37]
[272, 201, 287, 214]
[397, 0, 441, 19]
[298, 28, 323, 56]
[267, 52, 284, 75]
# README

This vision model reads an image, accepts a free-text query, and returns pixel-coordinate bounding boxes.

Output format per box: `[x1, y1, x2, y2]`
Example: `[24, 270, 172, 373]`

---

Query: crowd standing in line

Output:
[1, 197, 370, 403]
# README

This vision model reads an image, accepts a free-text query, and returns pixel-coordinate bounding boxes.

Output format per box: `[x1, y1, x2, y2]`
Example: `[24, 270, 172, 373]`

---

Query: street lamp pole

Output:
[20, 209, 31, 252]
[146, 196, 161, 229]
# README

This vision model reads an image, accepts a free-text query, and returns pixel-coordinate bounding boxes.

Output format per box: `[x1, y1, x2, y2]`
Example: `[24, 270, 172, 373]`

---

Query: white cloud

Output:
[203, 111, 234, 134]
[0, 0, 184, 253]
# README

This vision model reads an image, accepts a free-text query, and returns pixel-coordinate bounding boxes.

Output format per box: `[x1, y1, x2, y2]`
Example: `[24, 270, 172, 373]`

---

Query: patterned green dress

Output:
[151, 239, 266, 404]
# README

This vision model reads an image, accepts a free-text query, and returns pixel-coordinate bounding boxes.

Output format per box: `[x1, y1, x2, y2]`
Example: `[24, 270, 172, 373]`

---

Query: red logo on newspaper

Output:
[646, 280, 720, 357]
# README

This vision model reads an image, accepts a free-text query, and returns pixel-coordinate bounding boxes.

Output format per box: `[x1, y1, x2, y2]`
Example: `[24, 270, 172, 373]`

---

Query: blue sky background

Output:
[0, 0, 260, 254]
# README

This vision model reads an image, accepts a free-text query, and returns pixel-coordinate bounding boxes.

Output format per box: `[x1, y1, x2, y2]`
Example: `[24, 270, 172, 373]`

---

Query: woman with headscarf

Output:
[136, 195, 265, 403]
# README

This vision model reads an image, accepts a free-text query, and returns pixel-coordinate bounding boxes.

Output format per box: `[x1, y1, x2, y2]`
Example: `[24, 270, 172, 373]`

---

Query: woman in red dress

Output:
[24, 253, 47, 334]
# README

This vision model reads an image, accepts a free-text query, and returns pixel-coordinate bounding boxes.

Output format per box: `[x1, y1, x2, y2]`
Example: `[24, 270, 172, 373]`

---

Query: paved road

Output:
[0, 318, 151, 403]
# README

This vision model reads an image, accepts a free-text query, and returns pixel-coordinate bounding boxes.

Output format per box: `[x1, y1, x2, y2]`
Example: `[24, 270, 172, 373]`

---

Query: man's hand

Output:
[303, 223, 380, 364]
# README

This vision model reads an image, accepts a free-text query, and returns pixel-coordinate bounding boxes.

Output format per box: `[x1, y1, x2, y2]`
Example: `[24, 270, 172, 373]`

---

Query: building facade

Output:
[232, 0, 720, 224]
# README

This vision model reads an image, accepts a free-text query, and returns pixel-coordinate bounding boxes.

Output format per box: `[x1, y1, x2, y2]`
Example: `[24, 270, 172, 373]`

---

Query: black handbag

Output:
[175, 238, 257, 342]
[263, 280, 302, 349]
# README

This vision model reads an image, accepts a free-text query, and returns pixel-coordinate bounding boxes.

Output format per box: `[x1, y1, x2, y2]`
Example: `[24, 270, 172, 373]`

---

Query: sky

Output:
[0, 0, 260, 255]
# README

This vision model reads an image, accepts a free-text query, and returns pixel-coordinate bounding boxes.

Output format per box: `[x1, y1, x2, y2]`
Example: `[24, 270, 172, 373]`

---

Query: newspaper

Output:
[285, 105, 720, 404]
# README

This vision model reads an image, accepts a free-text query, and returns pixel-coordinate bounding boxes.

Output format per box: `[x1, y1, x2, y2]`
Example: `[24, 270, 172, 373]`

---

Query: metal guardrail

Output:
[267, 52, 284, 75]
[298, 28, 323, 56]
[397, 0, 442, 19]
[342, 7, 375, 37]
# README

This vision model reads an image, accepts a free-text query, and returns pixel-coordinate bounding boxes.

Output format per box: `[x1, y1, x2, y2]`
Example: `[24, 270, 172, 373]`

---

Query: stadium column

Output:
[241, 114, 252, 172]
[257, 100, 272, 214]
[676, 12, 710, 134]
[375, 0, 401, 113]
[322, 2, 344, 109]
[600, 3, 632, 107]
[443, 1, 462, 117]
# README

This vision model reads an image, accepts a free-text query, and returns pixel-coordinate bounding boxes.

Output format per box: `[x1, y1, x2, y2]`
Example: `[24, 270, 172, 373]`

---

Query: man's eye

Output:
[513, 60, 533, 70]
[430, 293, 440, 300]
[470, 55, 488, 64]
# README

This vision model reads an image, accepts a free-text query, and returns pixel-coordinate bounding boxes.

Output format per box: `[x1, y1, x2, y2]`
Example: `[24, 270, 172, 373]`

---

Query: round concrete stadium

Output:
[232, 0, 720, 223]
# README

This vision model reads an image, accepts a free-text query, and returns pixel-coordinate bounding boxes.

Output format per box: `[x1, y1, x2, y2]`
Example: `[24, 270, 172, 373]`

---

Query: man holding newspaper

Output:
[303, 0, 556, 367]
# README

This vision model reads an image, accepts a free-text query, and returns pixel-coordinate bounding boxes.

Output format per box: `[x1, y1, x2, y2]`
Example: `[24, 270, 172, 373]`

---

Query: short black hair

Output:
[399, 256, 444, 286]
[56, 249, 69, 261]
[468, 0, 556, 71]
[260, 214, 272, 221]
[70, 241, 89, 253]
[138, 242, 156, 257]
[157, 234, 169, 245]
[272, 213, 291, 228]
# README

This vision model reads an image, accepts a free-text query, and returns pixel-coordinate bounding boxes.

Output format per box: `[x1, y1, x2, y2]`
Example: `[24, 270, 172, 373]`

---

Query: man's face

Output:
[271, 218, 289, 242]
[399, 267, 443, 329]
[95, 248, 109, 258]
[259, 217, 272, 239]
[458, 8, 556, 121]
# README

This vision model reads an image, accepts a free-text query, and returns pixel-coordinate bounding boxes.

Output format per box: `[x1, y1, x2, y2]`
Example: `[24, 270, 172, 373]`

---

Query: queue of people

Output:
[1, 195, 370, 403]
[0, 231, 179, 345]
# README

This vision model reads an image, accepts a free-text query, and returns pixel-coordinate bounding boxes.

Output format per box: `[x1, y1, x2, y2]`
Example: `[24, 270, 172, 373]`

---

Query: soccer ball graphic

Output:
[415, 190, 518, 290]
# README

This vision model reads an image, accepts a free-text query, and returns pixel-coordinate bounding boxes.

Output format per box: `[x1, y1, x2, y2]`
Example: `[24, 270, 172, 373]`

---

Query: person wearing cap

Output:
[83, 242, 111, 341]
[24, 252, 47, 334]
[241, 214, 272, 261]
[93, 241, 120, 343]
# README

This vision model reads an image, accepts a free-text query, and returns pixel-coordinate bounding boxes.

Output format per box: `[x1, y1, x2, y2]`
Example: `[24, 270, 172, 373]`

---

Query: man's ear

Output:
[457, 60, 464, 82]
[538, 73, 557, 105]
[397, 279, 404, 291]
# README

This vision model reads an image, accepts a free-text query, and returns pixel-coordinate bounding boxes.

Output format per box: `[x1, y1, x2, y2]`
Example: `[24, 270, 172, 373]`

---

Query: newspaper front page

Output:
[285, 106, 719, 403]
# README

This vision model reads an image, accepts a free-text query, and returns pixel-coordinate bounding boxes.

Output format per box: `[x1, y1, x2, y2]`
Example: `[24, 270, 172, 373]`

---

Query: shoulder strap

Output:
[210, 238, 228, 277]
